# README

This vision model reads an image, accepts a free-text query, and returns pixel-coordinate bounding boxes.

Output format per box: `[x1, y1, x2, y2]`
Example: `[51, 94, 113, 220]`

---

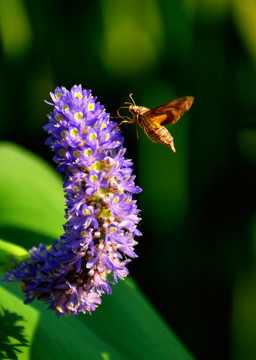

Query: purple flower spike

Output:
[4, 85, 142, 317]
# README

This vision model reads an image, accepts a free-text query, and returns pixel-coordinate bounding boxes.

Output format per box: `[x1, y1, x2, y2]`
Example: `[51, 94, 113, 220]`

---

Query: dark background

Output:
[1, 1, 256, 359]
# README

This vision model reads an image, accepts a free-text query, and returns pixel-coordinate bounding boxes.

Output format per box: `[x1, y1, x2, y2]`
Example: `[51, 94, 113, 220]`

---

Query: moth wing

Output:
[145, 96, 194, 126]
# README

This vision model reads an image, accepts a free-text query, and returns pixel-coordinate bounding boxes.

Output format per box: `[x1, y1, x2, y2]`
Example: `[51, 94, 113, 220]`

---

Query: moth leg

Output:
[142, 125, 157, 144]
[118, 115, 136, 126]
[117, 106, 128, 118]
[136, 123, 139, 139]
[119, 117, 135, 126]
[116, 106, 136, 126]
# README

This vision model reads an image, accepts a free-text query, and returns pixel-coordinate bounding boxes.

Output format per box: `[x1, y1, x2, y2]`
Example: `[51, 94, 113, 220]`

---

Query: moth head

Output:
[128, 105, 138, 114]
[116, 93, 137, 125]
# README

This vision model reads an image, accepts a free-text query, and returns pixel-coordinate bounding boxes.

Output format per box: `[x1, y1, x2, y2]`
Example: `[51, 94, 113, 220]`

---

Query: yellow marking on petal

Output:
[105, 134, 110, 141]
[56, 114, 63, 120]
[56, 93, 62, 99]
[70, 128, 78, 137]
[59, 149, 66, 157]
[73, 150, 81, 158]
[101, 124, 107, 130]
[75, 92, 82, 99]
[90, 174, 98, 182]
[83, 209, 90, 215]
[88, 103, 94, 111]
[113, 196, 119, 203]
[75, 112, 83, 120]
[91, 161, 103, 171]
[89, 133, 97, 140]
[109, 226, 117, 232]
[61, 130, 67, 137]
[63, 105, 69, 111]
[56, 306, 64, 313]
[85, 148, 92, 156]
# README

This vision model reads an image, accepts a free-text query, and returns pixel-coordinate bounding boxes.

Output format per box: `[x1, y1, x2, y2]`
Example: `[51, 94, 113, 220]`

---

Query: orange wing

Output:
[145, 96, 194, 126]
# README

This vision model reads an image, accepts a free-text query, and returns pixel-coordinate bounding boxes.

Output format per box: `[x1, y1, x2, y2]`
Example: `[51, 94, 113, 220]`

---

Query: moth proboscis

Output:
[117, 94, 194, 153]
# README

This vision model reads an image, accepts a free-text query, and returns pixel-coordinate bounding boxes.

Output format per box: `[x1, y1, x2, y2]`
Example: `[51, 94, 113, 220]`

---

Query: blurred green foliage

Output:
[0, 0, 255, 359]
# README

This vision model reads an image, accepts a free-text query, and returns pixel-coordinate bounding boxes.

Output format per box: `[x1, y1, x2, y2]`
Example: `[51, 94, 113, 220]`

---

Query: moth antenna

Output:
[129, 93, 136, 106]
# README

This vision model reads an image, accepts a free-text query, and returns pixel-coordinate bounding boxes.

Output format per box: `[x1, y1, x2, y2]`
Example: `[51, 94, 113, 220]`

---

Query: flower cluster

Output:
[4, 85, 142, 316]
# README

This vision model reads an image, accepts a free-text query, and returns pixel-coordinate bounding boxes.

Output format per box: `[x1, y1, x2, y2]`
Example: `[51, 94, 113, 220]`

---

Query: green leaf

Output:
[0, 142, 194, 360]
[0, 142, 65, 248]
[0, 238, 29, 273]
[0, 278, 194, 360]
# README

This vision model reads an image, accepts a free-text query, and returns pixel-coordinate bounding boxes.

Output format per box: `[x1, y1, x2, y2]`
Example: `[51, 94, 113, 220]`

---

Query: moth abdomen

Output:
[145, 124, 176, 153]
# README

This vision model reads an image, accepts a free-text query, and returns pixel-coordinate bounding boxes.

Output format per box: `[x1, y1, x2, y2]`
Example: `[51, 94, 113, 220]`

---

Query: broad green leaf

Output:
[0, 142, 65, 248]
[0, 238, 29, 273]
[0, 278, 194, 360]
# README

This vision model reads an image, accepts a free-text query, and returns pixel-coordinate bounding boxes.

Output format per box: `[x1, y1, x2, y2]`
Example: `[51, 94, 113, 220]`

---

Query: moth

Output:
[117, 94, 194, 152]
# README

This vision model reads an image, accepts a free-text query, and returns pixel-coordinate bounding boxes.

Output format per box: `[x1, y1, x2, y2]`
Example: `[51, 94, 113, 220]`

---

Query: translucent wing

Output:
[145, 96, 194, 126]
